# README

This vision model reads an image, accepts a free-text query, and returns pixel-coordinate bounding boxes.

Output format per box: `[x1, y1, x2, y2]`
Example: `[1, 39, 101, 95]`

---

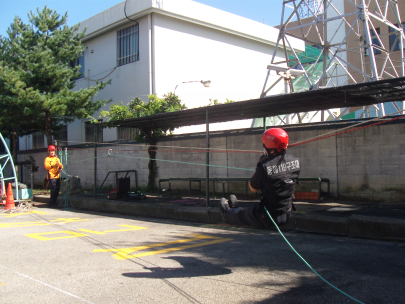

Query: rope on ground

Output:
[4, 201, 33, 213]
[264, 206, 365, 304]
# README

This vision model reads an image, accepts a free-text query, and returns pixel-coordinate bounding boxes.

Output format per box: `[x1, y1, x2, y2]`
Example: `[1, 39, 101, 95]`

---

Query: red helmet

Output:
[48, 145, 56, 151]
[262, 128, 289, 152]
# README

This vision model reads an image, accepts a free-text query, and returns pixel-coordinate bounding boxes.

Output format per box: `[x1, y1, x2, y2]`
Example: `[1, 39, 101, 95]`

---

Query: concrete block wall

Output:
[17, 119, 405, 201]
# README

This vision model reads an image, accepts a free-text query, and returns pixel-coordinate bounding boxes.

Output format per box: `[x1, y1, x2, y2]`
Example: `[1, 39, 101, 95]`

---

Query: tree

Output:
[100, 93, 186, 190]
[0, 7, 110, 148]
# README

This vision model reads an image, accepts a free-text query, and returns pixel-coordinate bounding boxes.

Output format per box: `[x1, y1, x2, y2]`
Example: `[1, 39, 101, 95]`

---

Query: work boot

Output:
[219, 198, 230, 223]
[228, 195, 238, 208]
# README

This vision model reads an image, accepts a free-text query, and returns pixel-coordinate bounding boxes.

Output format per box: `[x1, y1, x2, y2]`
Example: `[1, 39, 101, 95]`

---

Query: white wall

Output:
[152, 14, 288, 133]
[18, 0, 305, 149]
[69, 14, 152, 144]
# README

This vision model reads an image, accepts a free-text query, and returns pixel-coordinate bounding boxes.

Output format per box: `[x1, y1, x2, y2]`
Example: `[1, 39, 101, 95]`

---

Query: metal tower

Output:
[261, 0, 405, 124]
[0, 133, 19, 202]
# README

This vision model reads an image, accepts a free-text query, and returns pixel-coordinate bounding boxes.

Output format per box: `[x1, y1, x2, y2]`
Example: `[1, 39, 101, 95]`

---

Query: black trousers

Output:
[49, 178, 61, 206]
[225, 205, 291, 228]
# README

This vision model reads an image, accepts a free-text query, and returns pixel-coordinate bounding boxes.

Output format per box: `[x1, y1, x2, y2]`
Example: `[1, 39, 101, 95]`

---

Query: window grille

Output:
[85, 122, 103, 143]
[70, 52, 85, 78]
[389, 23, 405, 51]
[117, 127, 137, 140]
[32, 132, 45, 149]
[53, 126, 68, 144]
[117, 25, 139, 66]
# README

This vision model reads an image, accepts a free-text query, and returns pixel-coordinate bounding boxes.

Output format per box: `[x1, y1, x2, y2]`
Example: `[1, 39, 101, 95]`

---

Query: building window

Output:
[389, 23, 405, 51]
[85, 121, 103, 143]
[365, 28, 381, 55]
[70, 52, 85, 78]
[117, 127, 137, 140]
[53, 125, 68, 145]
[32, 132, 45, 149]
[117, 24, 139, 66]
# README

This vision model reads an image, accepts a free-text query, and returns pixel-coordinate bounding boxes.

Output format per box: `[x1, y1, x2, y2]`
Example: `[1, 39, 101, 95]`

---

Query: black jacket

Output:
[250, 153, 300, 215]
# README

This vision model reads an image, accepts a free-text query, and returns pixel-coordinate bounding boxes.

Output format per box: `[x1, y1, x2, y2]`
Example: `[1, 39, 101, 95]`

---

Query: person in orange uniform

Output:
[44, 145, 63, 208]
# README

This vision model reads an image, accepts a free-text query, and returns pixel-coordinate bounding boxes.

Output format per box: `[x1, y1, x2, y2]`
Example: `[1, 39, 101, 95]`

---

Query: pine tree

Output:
[0, 7, 110, 147]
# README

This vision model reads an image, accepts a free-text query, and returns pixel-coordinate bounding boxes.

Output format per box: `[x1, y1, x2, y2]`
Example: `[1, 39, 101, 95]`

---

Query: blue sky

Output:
[0, 0, 283, 37]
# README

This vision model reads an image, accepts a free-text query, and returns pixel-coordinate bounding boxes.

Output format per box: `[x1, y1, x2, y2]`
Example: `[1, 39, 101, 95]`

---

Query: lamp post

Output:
[173, 80, 211, 95]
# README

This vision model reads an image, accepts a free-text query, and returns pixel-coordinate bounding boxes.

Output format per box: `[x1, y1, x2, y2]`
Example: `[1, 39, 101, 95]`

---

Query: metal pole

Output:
[94, 125, 97, 199]
[206, 109, 209, 207]
[263, 117, 266, 132]
[322, 0, 328, 87]
[30, 162, 33, 202]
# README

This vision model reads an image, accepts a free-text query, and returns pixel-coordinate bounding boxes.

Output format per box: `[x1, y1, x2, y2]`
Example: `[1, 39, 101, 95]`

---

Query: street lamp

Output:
[173, 80, 211, 95]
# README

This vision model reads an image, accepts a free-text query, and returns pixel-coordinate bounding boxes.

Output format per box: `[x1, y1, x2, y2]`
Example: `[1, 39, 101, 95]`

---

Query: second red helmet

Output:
[48, 145, 56, 151]
[262, 128, 289, 152]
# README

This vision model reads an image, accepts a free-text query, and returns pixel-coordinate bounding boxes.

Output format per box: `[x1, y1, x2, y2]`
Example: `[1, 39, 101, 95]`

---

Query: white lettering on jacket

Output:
[267, 160, 300, 176]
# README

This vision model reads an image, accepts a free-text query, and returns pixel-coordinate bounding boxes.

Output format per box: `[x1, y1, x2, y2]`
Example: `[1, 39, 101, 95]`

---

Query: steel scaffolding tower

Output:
[261, 0, 405, 124]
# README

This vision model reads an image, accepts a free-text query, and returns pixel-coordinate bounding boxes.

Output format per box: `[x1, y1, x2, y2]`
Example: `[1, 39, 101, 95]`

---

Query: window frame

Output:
[389, 22, 405, 52]
[32, 132, 45, 149]
[85, 121, 103, 143]
[365, 28, 381, 56]
[70, 52, 85, 79]
[117, 24, 139, 67]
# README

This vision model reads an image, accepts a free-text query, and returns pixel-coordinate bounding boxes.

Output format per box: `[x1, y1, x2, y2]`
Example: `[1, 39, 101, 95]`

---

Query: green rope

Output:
[65, 150, 364, 303]
[59, 148, 73, 209]
[263, 206, 364, 304]
[109, 153, 256, 172]
[69, 154, 109, 164]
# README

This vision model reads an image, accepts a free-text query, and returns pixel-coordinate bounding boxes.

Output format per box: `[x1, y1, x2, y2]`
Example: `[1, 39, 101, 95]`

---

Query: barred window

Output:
[389, 23, 405, 51]
[70, 52, 85, 78]
[117, 127, 137, 140]
[365, 28, 381, 55]
[85, 121, 103, 143]
[53, 125, 68, 144]
[32, 132, 45, 149]
[117, 25, 139, 66]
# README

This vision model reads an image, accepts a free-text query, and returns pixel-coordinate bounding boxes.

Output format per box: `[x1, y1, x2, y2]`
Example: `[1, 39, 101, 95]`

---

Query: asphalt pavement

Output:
[31, 193, 405, 242]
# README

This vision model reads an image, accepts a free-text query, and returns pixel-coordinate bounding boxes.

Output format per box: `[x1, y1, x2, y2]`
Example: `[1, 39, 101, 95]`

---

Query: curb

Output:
[33, 195, 405, 241]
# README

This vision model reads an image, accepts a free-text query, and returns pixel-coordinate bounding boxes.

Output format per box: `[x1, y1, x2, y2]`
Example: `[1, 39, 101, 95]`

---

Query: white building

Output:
[19, 0, 304, 150]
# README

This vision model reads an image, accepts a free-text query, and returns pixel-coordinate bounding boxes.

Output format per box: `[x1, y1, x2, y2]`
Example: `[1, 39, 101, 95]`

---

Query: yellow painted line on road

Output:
[94, 234, 232, 260]
[25, 231, 88, 241]
[77, 229, 107, 235]
[0, 283, 5, 286]
[77, 225, 147, 235]
[24, 231, 88, 241]
[25, 225, 148, 240]
[0, 210, 48, 218]
[103, 225, 148, 232]
[0, 218, 89, 228]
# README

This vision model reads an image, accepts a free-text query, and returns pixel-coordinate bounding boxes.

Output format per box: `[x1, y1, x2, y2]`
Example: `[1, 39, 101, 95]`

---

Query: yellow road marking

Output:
[103, 225, 148, 233]
[25, 225, 148, 240]
[77, 225, 147, 235]
[0, 283, 5, 286]
[0, 218, 89, 228]
[94, 234, 232, 260]
[77, 229, 107, 235]
[24, 231, 88, 241]
[0, 210, 48, 218]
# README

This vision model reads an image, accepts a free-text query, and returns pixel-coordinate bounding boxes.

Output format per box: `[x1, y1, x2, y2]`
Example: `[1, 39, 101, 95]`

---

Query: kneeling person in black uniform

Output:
[219, 128, 300, 228]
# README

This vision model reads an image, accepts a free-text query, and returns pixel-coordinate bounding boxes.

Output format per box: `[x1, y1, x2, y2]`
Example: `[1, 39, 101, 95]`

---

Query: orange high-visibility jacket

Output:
[44, 156, 63, 179]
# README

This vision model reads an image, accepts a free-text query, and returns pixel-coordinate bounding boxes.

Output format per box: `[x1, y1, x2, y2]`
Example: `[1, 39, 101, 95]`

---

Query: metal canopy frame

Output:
[261, 0, 405, 123]
[112, 77, 405, 130]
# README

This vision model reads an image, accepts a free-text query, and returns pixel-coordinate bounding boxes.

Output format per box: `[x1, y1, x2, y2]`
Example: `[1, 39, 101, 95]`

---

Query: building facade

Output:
[18, 0, 304, 150]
